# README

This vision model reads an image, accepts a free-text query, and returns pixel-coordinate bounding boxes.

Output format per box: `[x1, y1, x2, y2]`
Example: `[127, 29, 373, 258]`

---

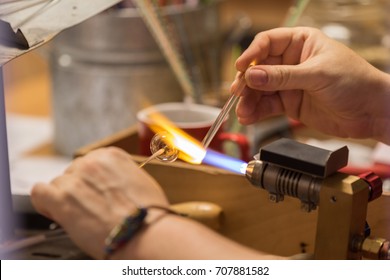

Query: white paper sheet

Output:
[10, 156, 70, 195]
[6, 113, 52, 162]
[6, 113, 71, 196]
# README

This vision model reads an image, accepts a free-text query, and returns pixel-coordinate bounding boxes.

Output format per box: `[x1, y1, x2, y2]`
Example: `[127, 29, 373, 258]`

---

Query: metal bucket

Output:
[50, 2, 223, 156]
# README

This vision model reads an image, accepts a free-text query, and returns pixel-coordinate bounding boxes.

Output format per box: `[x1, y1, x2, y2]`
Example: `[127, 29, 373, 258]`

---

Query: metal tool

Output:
[245, 138, 389, 260]
[0, 228, 66, 254]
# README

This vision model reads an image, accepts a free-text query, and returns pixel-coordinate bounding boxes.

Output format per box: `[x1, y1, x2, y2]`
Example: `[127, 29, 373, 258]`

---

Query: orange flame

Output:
[146, 108, 206, 164]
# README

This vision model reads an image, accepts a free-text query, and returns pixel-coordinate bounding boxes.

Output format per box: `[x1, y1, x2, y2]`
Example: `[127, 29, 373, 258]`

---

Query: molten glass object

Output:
[140, 132, 247, 175]
[150, 132, 179, 162]
[138, 132, 179, 168]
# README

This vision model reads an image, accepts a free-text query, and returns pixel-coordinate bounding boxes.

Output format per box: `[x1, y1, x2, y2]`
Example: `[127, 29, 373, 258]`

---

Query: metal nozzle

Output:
[245, 160, 263, 186]
[245, 159, 322, 210]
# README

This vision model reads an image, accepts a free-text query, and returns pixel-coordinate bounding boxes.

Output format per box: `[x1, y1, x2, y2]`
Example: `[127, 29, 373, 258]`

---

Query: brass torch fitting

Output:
[361, 237, 390, 260]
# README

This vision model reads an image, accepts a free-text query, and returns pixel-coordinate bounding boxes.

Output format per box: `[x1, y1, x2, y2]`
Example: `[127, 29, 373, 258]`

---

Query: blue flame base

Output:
[202, 150, 248, 174]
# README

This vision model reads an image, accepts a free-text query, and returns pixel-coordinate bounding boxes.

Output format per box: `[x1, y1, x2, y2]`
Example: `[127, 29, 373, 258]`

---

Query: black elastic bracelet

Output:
[103, 205, 182, 259]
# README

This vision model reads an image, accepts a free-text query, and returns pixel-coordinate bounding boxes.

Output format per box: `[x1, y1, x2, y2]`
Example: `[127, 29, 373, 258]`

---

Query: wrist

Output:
[109, 211, 181, 260]
[103, 205, 181, 260]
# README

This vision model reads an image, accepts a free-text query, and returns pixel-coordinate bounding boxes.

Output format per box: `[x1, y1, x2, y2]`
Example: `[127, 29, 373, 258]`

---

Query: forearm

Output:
[110, 212, 285, 260]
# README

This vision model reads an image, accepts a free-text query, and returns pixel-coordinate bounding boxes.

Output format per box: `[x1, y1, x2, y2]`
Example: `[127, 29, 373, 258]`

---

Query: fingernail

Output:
[247, 68, 268, 87]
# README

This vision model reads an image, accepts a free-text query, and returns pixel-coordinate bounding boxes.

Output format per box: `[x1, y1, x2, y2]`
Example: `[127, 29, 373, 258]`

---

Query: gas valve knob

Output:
[358, 171, 382, 202]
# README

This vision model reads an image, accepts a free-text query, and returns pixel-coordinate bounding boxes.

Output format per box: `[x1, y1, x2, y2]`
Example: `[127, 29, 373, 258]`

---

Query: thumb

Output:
[245, 65, 311, 91]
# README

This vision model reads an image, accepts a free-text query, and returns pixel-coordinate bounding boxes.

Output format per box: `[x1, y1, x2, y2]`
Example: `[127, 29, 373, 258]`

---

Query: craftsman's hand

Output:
[30, 147, 169, 259]
[233, 27, 390, 144]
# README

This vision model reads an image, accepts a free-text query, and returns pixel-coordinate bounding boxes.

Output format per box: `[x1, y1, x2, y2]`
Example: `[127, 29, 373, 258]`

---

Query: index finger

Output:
[235, 27, 310, 71]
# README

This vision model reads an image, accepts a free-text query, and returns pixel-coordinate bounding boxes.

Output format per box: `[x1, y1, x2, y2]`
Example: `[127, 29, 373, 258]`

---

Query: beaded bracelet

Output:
[103, 205, 182, 259]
